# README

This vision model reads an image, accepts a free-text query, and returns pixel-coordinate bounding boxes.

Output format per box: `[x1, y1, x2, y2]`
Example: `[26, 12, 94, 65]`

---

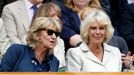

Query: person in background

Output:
[0, 0, 18, 17]
[0, 18, 10, 59]
[122, 51, 134, 72]
[66, 9, 122, 72]
[60, 0, 102, 52]
[118, 0, 134, 54]
[2, 0, 43, 44]
[31, 3, 65, 70]
[0, 17, 61, 72]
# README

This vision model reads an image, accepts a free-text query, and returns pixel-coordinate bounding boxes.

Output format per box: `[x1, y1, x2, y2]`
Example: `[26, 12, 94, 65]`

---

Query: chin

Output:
[48, 45, 55, 49]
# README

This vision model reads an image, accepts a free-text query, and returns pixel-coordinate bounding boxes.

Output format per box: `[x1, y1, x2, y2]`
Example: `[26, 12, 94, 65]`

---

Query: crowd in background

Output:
[0, 0, 134, 72]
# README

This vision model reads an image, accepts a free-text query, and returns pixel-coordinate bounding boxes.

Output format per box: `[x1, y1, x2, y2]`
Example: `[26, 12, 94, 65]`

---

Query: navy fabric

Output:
[31, 5, 37, 14]
[60, 6, 81, 52]
[0, 44, 59, 72]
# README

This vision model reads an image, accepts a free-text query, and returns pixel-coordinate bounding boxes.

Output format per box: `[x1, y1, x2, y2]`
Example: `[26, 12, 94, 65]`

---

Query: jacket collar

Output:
[79, 42, 111, 52]
[79, 42, 111, 65]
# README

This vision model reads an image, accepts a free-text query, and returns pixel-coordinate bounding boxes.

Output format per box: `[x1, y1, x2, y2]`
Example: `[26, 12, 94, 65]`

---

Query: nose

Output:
[96, 28, 101, 34]
[53, 15, 60, 22]
[51, 33, 57, 39]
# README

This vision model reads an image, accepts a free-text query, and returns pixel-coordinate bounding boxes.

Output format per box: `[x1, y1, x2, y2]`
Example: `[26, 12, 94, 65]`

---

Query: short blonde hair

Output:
[31, 3, 61, 24]
[65, 0, 101, 11]
[27, 17, 61, 49]
[80, 7, 98, 20]
[80, 9, 114, 44]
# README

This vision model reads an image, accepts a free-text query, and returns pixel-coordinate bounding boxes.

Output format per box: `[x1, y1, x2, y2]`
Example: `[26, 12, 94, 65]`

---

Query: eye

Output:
[99, 27, 105, 30]
[90, 27, 96, 30]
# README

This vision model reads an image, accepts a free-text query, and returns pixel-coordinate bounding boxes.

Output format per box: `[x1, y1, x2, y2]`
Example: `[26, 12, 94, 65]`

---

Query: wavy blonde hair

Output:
[80, 9, 114, 44]
[27, 17, 61, 49]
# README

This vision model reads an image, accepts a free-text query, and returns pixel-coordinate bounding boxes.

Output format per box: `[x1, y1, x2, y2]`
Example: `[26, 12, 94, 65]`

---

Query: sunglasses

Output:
[35, 28, 60, 37]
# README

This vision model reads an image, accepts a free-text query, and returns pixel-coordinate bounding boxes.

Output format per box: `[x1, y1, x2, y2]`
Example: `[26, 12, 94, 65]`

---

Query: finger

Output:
[127, 51, 131, 56]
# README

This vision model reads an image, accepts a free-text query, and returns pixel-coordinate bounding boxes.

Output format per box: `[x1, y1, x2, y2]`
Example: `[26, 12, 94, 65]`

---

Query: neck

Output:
[28, 0, 39, 5]
[89, 43, 103, 52]
[35, 45, 48, 63]
[88, 43, 104, 61]
[75, 5, 85, 13]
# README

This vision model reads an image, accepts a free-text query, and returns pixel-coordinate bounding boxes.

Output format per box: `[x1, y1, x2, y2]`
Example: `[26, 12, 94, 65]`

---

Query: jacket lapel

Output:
[80, 42, 105, 66]
[102, 43, 111, 65]
[49, 55, 59, 72]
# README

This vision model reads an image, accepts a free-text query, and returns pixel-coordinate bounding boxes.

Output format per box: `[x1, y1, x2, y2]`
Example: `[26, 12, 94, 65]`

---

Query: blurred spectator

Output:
[117, 0, 134, 54]
[122, 51, 134, 72]
[0, 0, 17, 17]
[1, 0, 43, 44]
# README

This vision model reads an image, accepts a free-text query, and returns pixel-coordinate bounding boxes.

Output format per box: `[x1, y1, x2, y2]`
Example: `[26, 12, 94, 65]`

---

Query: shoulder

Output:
[104, 43, 119, 50]
[3, 0, 24, 10]
[7, 44, 29, 54]
[66, 46, 82, 57]
[61, 6, 75, 15]
[104, 43, 121, 55]
[52, 55, 59, 63]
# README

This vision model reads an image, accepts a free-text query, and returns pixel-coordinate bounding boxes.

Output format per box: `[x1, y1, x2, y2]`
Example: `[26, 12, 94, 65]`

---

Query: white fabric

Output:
[0, 18, 11, 58]
[24, 0, 34, 25]
[127, 0, 134, 4]
[66, 42, 122, 72]
[54, 37, 66, 68]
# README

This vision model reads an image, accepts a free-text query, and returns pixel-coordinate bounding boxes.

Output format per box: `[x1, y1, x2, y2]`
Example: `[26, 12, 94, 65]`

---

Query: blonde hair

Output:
[27, 17, 61, 49]
[31, 3, 61, 26]
[65, 0, 101, 11]
[80, 7, 98, 20]
[80, 9, 114, 44]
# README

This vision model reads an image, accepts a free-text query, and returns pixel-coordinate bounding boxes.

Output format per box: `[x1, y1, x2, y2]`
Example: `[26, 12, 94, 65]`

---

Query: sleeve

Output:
[0, 44, 22, 71]
[0, 0, 5, 17]
[66, 48, 82, 72]
[60, 6, 80, 41]
[1, 5, 21, 44]
[0, 18, 11, 57]
[117, 36, 129, 54]
[54, 37, 65, 68]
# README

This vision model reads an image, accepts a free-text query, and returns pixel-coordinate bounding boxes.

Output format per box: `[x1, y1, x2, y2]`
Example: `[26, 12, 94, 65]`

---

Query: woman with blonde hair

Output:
[0, 17, 61, 71]
[66, 9, 122, 72]
[31, 3, 65, 70]
[60, 0, 102, 52]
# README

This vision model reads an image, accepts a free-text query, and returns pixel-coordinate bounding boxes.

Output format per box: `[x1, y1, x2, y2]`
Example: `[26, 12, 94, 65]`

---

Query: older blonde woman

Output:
[31, 3, 65, 69]
[60, 0, 102, 52]
[66, 9, 122, 72]
[0, 17, 61, 72]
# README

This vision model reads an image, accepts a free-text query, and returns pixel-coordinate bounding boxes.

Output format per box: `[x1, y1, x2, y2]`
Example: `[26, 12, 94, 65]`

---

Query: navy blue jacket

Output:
[60, 6, 81, 52]
[0, 44, 59, 72]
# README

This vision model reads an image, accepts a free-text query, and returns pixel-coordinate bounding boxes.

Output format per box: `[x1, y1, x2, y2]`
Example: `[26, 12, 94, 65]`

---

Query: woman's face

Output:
[48, 7, 60, 22]
[73, 0, 91, 8]
[38, 25, 59, 49]
[88, 21, 106, 44]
